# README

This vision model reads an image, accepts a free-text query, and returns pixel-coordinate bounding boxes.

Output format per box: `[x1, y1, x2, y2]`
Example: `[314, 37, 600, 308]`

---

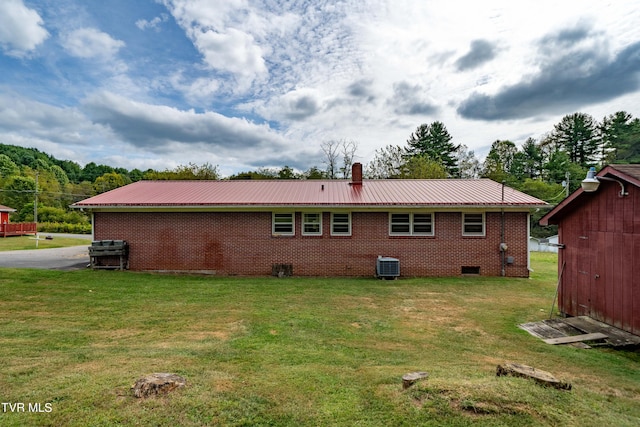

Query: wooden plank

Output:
[518, 321, 591, 348]
[565, 316, 640, 346]
[542, 319, 593, 348]
[518, 322, 565, 339]
[543, 332, 607, 345]
[543, 319, 583, 336]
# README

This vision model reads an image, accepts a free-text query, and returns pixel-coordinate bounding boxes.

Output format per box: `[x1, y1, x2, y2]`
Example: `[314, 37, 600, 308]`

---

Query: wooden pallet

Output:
[519, 316, 640, 348]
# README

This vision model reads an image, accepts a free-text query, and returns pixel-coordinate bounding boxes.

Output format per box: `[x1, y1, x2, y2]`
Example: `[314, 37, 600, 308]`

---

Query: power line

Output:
[0, 189, 93, 198]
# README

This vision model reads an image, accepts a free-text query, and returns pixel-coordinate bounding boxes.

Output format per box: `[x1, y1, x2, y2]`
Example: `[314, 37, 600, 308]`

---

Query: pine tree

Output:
[406, 121, 459, 176]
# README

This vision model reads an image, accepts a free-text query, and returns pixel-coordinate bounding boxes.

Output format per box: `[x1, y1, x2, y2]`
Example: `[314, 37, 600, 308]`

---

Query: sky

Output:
[1, 0, 639, 177]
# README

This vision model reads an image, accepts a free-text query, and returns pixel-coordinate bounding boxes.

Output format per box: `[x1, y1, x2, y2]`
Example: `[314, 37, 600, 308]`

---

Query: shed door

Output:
[575, 234, 592, 316]
[589, 232, 607, 324]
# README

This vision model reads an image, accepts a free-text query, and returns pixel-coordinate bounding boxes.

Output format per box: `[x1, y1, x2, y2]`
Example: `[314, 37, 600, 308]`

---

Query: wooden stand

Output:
[89, 240, 129, 270]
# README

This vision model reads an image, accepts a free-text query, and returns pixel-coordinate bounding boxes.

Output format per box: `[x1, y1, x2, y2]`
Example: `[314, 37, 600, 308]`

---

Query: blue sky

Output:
[1, 0, 639, 176]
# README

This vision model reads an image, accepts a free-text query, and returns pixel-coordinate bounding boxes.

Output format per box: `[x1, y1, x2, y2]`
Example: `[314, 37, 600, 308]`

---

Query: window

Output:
[462, 213, 485, 236]
[390, 213, 410, 234]
[272, 213, 294, 235]
[331, 213, 351, 236]
[390, 213, 433, 236]
[302, 213, 322, 235]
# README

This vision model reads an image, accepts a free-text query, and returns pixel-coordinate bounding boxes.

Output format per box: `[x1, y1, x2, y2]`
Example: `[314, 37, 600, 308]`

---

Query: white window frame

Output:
[331, 212, 351, 236]
[272, 212, 295, 235]
[462, 212, 485, 236]
[302, 213, 322, 235]
[389, 213, 434, 236]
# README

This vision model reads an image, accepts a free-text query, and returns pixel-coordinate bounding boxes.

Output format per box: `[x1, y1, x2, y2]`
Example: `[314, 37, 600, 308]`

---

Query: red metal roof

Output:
[72, 179, 547, 209]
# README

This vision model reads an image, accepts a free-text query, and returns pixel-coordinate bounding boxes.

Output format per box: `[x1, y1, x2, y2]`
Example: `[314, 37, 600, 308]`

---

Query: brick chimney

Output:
[351, 162, 363, 186]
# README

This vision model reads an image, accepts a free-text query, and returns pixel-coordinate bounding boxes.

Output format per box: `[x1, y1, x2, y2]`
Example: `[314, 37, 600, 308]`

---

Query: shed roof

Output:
[540, 164, 640, 226]
[0, 204, 16, 212]
[73, 179, 547, 210]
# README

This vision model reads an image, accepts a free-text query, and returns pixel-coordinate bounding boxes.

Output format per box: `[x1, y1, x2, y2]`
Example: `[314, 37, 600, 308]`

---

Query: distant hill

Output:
[0, 143, 140, 184]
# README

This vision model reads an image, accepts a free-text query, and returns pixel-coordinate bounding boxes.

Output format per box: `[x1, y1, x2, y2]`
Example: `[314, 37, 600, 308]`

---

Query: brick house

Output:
[540, 164, 640, 336]
[72, 164, 547, 277]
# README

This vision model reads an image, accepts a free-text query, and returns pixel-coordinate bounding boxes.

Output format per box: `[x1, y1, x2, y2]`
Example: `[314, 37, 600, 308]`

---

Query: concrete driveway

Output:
[0, 234, 92, 270]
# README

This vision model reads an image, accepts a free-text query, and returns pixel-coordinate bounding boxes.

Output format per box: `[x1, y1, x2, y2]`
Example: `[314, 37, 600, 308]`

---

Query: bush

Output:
[37, 222, 91, 234]
[36, 206, 89, 224]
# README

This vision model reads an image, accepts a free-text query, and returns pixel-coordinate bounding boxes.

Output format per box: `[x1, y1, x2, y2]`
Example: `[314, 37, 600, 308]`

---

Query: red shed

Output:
[540, 165, 640, 336]
[0, 204, 14, 224]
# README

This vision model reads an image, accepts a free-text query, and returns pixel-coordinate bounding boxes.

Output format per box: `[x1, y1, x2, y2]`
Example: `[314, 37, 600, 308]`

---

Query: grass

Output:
[0, 253, 638, 426]
[0, 235, 91, 251]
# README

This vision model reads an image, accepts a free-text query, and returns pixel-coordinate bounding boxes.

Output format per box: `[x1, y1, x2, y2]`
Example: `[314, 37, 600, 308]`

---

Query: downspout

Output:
[90, 211, 95, 240]
[501, 181, 506, 277]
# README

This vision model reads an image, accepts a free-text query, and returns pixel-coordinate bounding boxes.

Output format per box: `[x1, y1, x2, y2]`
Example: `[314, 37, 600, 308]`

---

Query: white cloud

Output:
[0, 94, 96, 144]
[192, 27, 267, 77]
[0, 0, 49, 56]
[258, 88, 324, 122]
[169, 74, 222, 104]
[136, 14, 169, 31]
[61, 27, 125, 59]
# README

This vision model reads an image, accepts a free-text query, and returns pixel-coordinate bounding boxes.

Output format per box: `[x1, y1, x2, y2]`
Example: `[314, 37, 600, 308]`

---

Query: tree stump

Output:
[132, 373, 187, 398]
[496, 363, 571, 390]
[402, 371, 429, 389]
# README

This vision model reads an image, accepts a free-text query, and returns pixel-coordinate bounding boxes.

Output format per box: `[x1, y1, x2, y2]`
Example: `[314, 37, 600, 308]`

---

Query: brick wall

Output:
[94, 210, 531, 277]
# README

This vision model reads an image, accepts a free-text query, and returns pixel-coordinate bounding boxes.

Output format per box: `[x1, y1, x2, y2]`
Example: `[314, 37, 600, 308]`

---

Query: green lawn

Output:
[0, 235, 91, 251]
[0, 253, 638, 426]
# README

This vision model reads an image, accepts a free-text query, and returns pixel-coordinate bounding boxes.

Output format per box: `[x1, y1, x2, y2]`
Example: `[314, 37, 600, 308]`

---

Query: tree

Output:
[550, 113, 599, 167]
[510, 138, 543, 180]
[519, 178, 566, 238]
[2, 176, 35, 218]
[543, 150, 586, 192]
[50, 165, 70, 187]
[81, 162, 114, 182]
[228, 169, 277, 180]
[599, 111, 632, 163]
[613, 118, 640, 163]
[93, 172, 130, 194]
[519, 178, 566, 203]
[481, 140, 517, 182]
[144, 163, 219, 180]
[406, 121, 459, 176]
[365, 145, 406, 179]
[0, 154, 19, 179]
[600, 112, 640, 164]
[398, 156, 447, 179]
[320, 140, 340, 179]
[128, 168, 145, 182]
[277, 166, 299, 179]
[455, 145, 481, 179]
[302, 166, 327, 179]
[339, 139, 358, 179]
[58, 159, 82, 183]
[320, 139, 359, 179]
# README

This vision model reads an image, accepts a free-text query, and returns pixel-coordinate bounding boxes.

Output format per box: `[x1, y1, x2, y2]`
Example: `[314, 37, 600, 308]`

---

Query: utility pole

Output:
[34, 171, 39, 248]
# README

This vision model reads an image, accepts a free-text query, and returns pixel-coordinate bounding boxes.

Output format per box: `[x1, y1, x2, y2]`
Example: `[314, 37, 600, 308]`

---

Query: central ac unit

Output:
[376, 256, 400, 278]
